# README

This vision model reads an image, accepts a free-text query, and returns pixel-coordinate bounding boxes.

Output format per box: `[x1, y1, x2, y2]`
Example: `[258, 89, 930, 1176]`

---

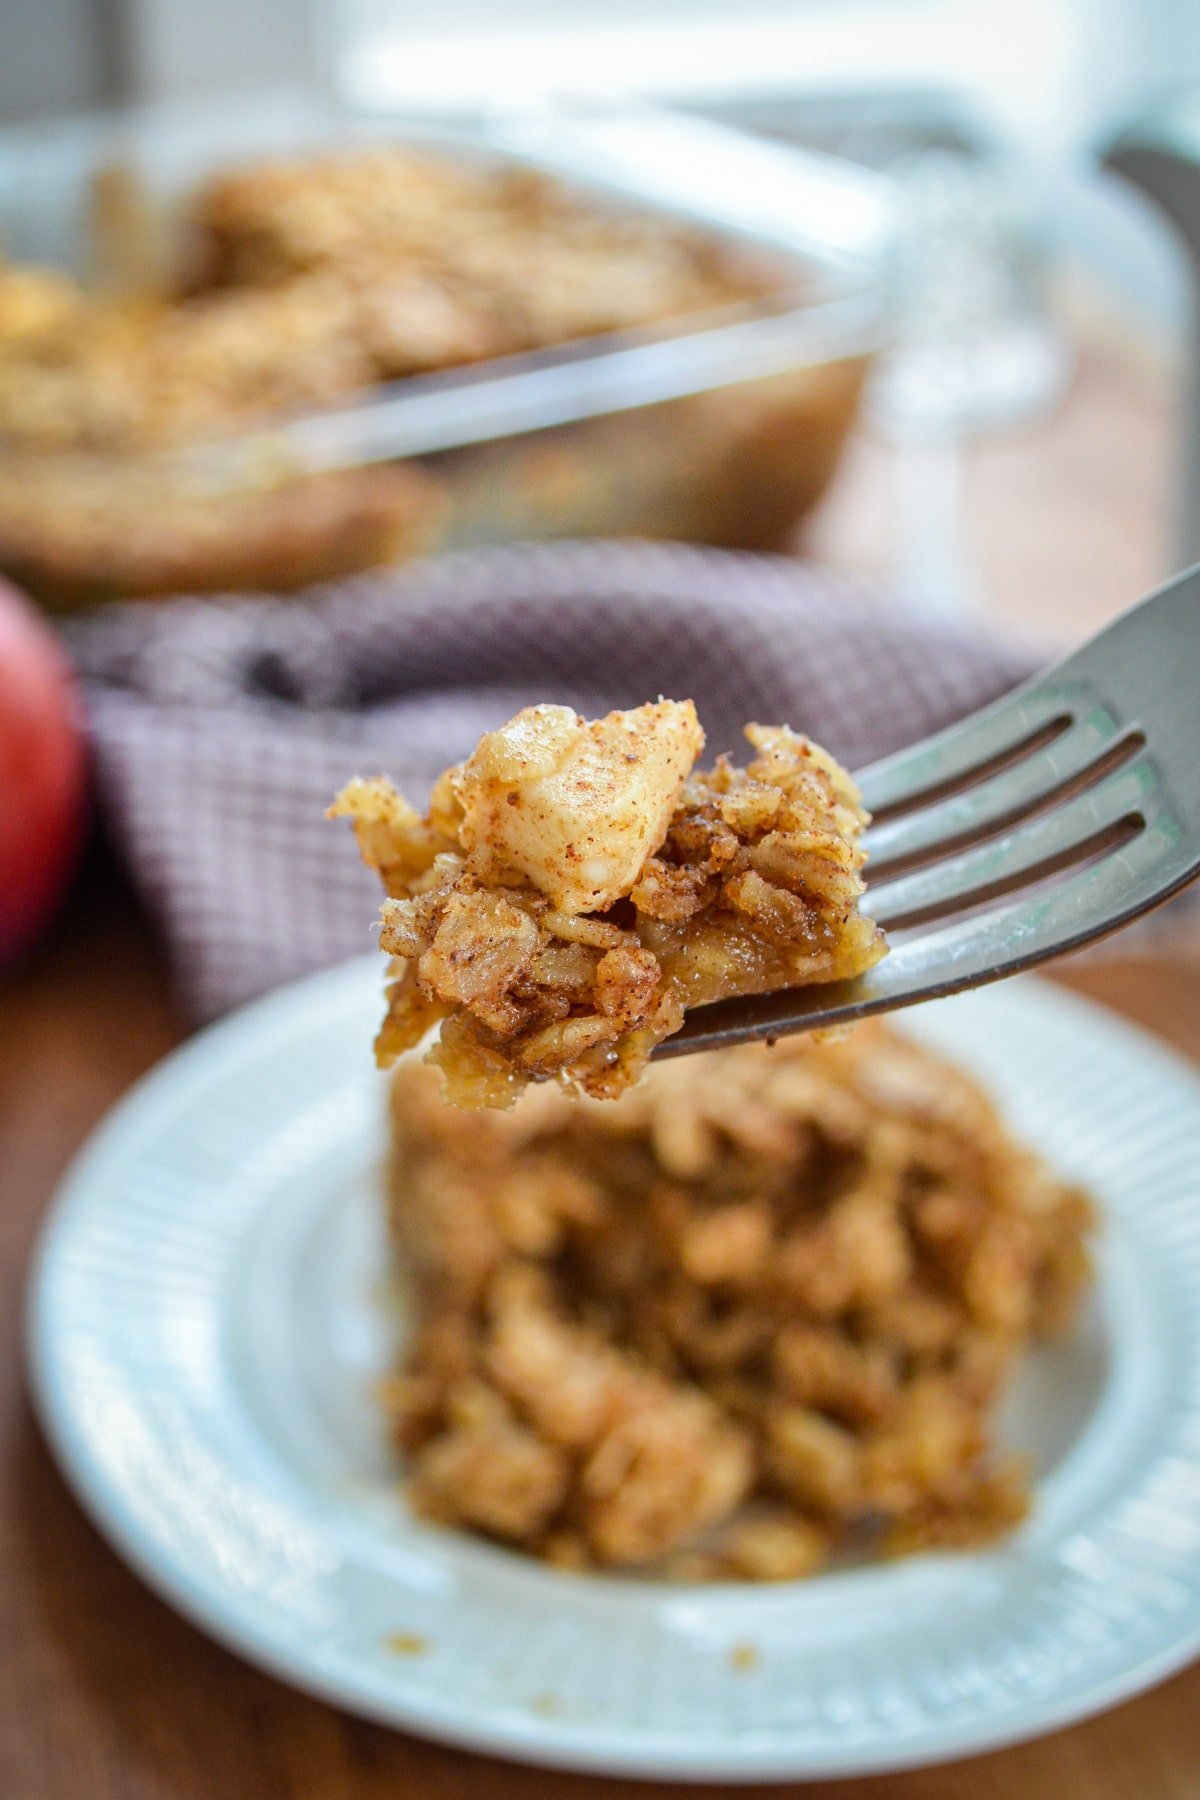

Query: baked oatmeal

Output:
[0, 264, 441, 604]
[0, 153, 775, 460]
[0, 151, 776, 520]
[0, 145, 811, 603]
[0, 458, 437, 607]
[331, 700, 885, 1106]
[179, 147, 777, 349]
[382, 1024, 1094, 1576]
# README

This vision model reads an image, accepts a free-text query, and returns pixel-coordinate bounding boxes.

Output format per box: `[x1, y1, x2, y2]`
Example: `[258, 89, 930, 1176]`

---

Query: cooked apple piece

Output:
[331, 702, 885, 1107]
[458, 700, 704, 914]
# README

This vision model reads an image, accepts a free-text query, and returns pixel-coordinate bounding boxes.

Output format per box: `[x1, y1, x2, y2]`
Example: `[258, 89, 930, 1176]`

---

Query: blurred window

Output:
[338, 0, 1200, 156]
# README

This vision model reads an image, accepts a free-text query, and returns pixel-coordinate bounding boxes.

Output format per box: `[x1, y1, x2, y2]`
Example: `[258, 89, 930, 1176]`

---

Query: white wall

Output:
[118, 0, 323, 101]
[0, 0, 115, 121]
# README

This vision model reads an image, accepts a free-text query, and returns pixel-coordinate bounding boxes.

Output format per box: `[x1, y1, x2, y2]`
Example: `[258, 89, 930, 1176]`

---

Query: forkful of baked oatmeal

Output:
[331, 566, 1200, 1109]
[331, 696, 882, 1106]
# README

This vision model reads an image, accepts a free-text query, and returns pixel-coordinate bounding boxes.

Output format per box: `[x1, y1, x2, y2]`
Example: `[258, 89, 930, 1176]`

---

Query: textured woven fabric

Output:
[69, 540, 1038, 1021]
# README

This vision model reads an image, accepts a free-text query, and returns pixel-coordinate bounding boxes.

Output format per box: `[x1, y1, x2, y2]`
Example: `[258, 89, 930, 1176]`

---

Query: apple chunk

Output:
[455, 700, 704, 914]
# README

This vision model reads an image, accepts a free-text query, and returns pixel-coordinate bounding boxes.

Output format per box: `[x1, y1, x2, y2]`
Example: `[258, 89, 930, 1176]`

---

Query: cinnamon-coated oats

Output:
[381, 1023, 1094, 1576]
[332, 702, 884, 1106]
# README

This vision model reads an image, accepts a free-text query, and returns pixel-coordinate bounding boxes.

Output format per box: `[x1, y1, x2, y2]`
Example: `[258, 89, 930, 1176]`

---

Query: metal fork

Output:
[657, 564, 1200, 1058]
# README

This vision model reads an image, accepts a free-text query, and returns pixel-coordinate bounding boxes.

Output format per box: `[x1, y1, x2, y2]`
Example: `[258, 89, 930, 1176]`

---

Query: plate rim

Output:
[25, 957, 1200, 1782]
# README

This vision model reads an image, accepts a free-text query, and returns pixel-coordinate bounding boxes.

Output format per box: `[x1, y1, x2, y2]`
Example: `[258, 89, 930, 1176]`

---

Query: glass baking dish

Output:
[0, 95, 893, 607]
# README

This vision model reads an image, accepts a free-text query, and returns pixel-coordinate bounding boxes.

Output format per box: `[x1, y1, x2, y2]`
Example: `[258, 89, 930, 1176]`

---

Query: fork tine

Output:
[867, 808, 1194, 997]
[856, 685, 1072, 816]
[858, 563, 1200, 822]
[865, 752, 1157, 928]
[657, 810, 1198, 1058]
[863, 707, 1135, 872]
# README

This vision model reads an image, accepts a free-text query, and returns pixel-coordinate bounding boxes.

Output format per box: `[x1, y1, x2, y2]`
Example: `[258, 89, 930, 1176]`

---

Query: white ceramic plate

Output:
[27, 960, 1200, 1782]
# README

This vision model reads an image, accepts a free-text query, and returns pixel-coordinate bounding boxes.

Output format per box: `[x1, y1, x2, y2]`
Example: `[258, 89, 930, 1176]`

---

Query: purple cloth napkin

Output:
[68, 540, 1038, 1022]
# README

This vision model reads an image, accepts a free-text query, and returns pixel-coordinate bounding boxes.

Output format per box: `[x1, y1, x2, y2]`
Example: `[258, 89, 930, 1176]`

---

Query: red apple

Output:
[0, 579, 88, 964]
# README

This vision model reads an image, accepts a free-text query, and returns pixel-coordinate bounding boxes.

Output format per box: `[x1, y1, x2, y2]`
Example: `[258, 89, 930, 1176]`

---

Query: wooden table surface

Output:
[3, 332, 1199, 1797]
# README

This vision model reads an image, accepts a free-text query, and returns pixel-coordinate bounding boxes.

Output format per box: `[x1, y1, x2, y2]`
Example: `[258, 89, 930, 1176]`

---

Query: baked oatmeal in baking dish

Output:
[381, 1024, 1094, 1577]
[331, 700, 885, 1107]
[0, 134, 872, 602]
